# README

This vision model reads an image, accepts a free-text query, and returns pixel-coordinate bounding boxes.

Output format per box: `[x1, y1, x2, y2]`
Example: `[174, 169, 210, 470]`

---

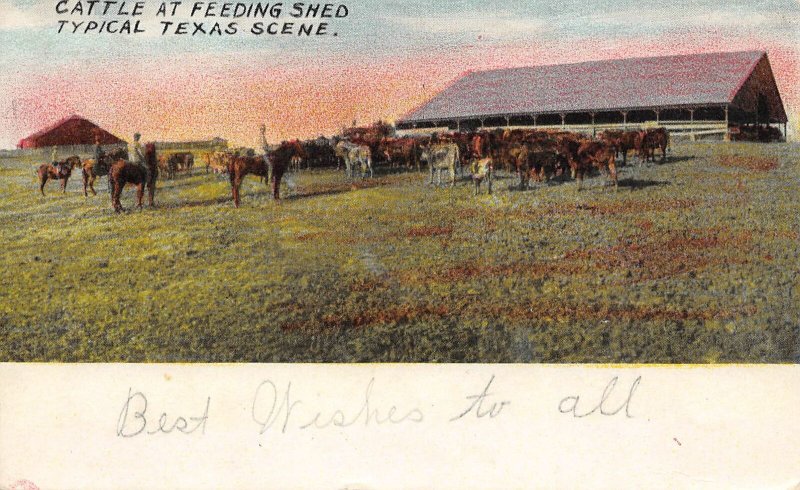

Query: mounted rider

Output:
[129, 132, 148, 180]
[51, 146, 67, 178]
[93, 133, 113, 195]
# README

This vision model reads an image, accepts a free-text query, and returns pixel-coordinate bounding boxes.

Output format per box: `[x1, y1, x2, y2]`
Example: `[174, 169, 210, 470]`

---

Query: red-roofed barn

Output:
[397, 51, 787, 141]
[17, 115, 126, 149]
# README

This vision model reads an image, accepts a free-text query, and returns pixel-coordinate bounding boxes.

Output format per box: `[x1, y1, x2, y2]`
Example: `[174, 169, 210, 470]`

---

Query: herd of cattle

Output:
[35, 127, 670, 210]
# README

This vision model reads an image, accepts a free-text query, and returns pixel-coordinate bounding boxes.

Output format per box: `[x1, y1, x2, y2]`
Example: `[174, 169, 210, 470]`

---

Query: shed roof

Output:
[17, 114, 126, 148]
[400, 51, 771, 123]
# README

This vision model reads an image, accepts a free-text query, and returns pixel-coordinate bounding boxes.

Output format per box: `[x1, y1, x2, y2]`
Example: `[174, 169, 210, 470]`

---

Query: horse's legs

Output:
[39, 174, 46, 196]
[136, 183, 144, 208]
[113, 181, 123, 212]
[230, 171, 240, 208]
[272, 174, 280, 200]
[61, 176, 69, 193]
[83, 172, 89, 197]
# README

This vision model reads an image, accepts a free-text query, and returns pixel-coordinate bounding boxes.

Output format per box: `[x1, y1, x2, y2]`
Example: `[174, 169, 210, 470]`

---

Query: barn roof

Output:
[17, 114, 126, 148]
[400, 51, 774, 123]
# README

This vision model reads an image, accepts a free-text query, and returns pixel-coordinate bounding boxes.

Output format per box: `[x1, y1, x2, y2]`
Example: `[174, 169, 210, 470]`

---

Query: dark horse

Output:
[228, 140, 304, 207]
[37, 156, 81, 195]
[82, 148, 128, 197]
[109, 143, 158, 212]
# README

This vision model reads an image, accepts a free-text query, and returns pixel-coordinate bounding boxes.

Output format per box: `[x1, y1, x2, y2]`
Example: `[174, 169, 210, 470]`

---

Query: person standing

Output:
[259, 124, 273, 184]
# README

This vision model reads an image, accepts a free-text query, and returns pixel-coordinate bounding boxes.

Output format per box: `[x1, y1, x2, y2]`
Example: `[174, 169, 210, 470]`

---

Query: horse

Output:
[82, 148, 128, 197]
[109, 143, 158, 212]
[227, 141, 302, 207]
[38, 156, 81, 195]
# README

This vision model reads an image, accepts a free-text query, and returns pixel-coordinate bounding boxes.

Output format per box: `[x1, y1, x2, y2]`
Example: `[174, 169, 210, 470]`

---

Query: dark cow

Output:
[601, 130, 639, 166]
[639, 128, 670, 163]
[165, 152, 194, 179]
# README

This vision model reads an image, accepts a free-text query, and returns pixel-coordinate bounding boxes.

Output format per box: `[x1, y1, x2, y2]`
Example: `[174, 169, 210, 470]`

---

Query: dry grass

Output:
[0, 142, 798, 362]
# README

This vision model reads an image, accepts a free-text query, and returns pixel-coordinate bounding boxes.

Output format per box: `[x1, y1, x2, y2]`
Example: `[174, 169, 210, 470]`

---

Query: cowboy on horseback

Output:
[129, 132, 149, 180]
[51, 147, 68, 178]
[93, 134, 113, 196]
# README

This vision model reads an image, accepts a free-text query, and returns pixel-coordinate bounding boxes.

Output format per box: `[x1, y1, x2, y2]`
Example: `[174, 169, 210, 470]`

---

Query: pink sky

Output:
[5, 32, 798, 148]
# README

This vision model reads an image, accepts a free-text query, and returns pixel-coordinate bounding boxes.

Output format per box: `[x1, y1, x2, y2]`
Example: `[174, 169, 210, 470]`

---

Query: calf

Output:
[471, 157, 493, 194]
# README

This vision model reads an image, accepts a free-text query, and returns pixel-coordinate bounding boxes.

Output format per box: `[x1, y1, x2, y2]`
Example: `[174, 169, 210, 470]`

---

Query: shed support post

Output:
[622, 111, 628, 130]
[533, 115, 538, 128]
[456, 120, 461, 132]
[480, 119, 485, 129]
[655, 109, 660, 125]
[724, 105, 730, 142]
[784, 122, 788, 142]
[505, 116, 510, 128]
[689, 109, 695, 142]
[560, 113, 566, 129]
[590, 113, 596, 137]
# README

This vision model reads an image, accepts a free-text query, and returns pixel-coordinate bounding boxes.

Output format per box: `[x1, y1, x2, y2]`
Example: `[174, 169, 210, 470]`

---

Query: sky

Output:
[0, 0, 798, 148]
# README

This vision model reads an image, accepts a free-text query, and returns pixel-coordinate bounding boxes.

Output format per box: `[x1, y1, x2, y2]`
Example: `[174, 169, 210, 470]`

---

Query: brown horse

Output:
[82, 148, 128, 197]
[228, 141, 303, 207]
[109, 143, 158, 212]
[38, 156, 81, 195]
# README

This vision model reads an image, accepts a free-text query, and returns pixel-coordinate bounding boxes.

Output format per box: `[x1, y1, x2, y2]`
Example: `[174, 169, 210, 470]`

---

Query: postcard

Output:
[0, 0, 798, 488]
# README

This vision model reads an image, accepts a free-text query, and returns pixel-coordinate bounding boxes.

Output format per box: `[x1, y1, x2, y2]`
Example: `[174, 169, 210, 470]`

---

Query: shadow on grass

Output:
[617, 178, 671, 190]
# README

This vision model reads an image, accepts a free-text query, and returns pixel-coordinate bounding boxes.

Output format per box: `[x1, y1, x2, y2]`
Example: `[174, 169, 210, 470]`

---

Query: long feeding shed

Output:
[397, 51, 787, 140]
[17, 114, 126, 149]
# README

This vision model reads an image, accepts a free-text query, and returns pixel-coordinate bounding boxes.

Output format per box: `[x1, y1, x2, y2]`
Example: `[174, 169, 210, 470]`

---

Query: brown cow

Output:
[600, 130, 639, 166]
[38, 156, 81, 195]
[558, 138, 617, 191]
[577, 141, 618, 190]
[639, 128, 670, 163]
[380, 138, 419, 170]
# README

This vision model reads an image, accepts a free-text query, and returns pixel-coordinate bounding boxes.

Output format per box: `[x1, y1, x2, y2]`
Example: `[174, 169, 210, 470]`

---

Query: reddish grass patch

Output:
[565, 227, 753, 282]
[406, 226, 453, 238]
[716, 155, 778, 172]
[487, 300, 758, 324]
[296, 231, 325, 242]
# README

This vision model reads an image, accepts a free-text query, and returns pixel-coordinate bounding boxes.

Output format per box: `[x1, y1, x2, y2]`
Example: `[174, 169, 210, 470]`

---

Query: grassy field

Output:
[0, 142, 798, 362]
